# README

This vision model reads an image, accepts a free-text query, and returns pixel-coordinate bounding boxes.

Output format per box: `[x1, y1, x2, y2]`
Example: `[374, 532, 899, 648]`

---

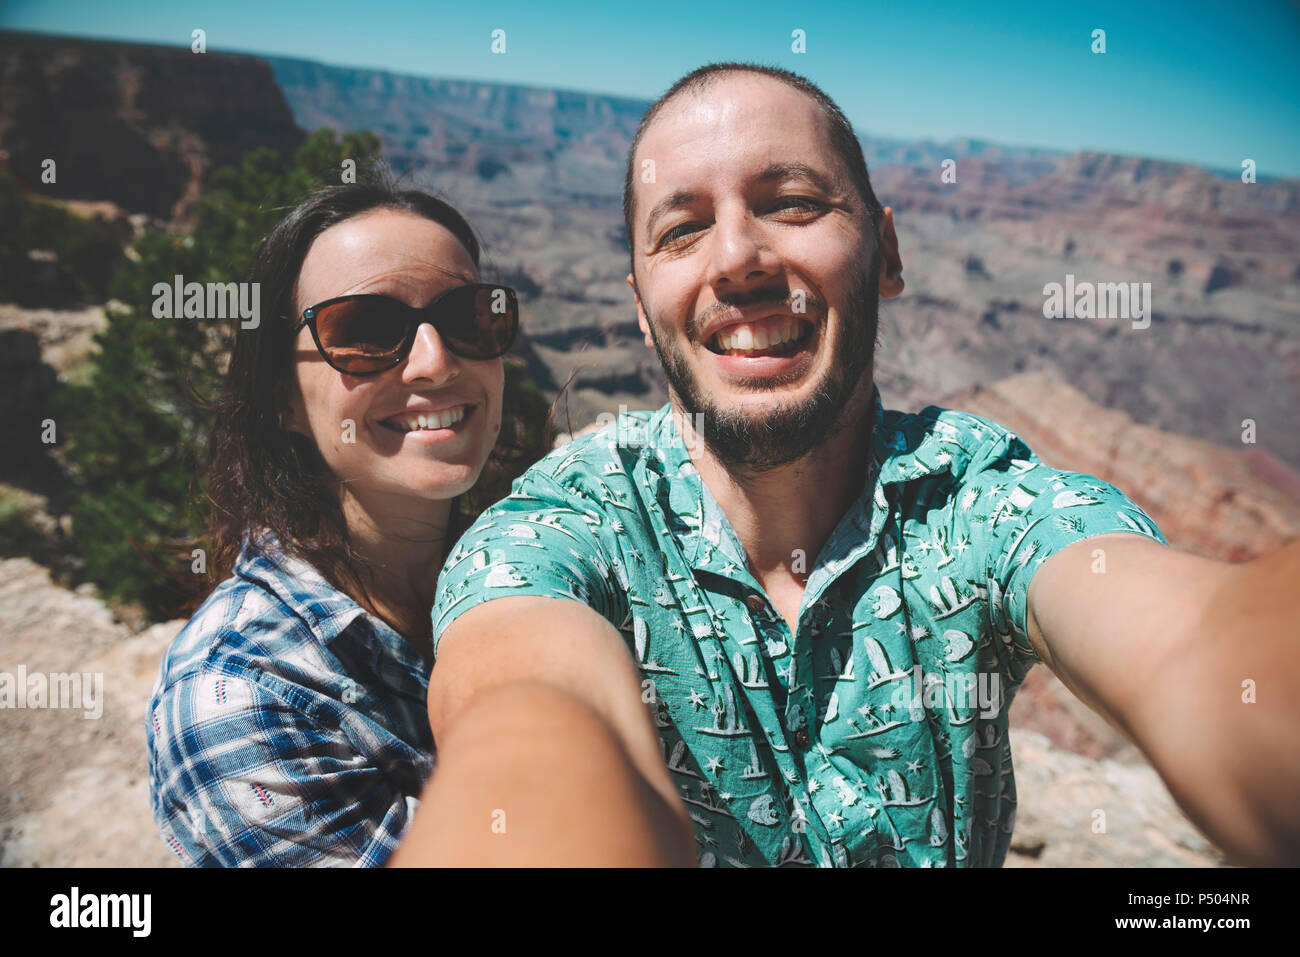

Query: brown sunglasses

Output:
[291, 283, 519, 376]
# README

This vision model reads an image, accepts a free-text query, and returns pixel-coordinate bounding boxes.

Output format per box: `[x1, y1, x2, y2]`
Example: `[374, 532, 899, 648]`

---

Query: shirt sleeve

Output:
[432, 467, 628, 658]
[960, 426, 1169, 684]
[148, 668, 417, 867]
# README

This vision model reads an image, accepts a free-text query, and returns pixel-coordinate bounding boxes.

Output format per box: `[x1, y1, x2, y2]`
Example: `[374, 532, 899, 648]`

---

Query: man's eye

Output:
[660, 223, 702, 244]
[771, 197, 822, 213]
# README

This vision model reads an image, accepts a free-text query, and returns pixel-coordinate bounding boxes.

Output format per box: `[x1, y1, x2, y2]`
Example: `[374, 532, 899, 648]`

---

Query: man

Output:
[390, 63, 1299, 867]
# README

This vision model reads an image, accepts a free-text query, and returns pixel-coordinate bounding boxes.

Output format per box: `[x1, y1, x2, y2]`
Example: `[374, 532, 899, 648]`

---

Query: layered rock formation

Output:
[267, 50, 1300, 470]
[4, 33, 1294, 470]
[0, 31, 303, 222]
[942, 373, 1300, 563]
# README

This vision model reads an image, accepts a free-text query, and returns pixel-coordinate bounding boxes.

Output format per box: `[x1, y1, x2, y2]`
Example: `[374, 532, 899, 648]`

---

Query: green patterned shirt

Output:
[432, 385, 1167, 867]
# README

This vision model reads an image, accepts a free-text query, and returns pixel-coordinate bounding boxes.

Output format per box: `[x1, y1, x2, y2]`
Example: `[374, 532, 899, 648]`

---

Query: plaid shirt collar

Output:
[235, 534, 431, 680]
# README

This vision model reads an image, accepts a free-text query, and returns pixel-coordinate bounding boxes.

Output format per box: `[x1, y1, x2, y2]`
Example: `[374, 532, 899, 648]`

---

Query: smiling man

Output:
[391, 63, 1300, 868]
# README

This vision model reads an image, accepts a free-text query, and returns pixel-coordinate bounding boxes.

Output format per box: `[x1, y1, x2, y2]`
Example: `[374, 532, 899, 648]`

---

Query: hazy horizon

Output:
[2, 0, 1297, 177]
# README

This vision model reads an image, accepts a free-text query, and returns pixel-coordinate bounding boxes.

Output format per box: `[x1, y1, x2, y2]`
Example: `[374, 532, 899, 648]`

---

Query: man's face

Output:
[627, 73, 902, 470]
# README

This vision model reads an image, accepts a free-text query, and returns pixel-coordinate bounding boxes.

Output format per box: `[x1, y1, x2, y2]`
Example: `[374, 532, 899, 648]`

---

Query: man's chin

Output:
[671, 370, 848, 471]
[706, 399, 841, 471]
[692, 385, 819, 423]
[651, 301, 874, 470]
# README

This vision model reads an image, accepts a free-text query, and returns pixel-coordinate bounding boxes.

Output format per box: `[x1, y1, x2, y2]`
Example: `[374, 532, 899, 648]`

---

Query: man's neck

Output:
[676, 378, 876, 594]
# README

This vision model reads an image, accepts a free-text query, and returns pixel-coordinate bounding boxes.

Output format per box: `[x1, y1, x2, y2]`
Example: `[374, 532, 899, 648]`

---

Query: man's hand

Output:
[1027, 534, 1300, 866]
[388, 597, 697, 867]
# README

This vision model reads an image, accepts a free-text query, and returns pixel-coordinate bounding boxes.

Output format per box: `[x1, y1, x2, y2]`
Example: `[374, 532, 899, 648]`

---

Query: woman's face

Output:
[283, 208, 505, 512]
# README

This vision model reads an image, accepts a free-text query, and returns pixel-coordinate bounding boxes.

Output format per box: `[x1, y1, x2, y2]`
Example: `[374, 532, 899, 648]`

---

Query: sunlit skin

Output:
[626, 73, 903, 632]
[282, 208, 504, 656]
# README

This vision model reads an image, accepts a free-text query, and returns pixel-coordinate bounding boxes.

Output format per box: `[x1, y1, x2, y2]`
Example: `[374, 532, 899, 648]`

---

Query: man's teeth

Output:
[712, 318, 809, 353]
[392, 406, 466, 432]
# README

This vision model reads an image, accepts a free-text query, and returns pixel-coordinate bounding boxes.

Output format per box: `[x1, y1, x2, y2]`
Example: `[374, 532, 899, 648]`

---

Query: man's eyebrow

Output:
[643, 190, 700, 242]
[758, 163, 836, 193]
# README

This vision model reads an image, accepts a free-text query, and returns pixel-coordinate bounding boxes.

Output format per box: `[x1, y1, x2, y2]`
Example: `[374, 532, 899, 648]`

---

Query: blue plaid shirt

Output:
[146, 539, 434, 867]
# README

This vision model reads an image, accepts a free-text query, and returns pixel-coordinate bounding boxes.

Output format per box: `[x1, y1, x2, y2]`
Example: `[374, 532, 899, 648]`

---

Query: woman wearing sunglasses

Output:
[147, 181, 530, 866]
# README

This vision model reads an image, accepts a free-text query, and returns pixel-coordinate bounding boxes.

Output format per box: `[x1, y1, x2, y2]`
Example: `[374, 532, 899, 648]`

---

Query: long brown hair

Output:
[199, 180, 551, 611]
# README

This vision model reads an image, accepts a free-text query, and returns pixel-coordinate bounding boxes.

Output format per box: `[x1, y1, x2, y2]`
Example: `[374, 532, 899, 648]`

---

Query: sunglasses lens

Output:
[305, 286, 519, 373]
[439, 285, 518, 359]
[313, 298, 411, 373]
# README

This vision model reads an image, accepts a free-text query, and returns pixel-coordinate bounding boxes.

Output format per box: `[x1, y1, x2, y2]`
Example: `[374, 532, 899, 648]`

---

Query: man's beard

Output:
[644, 256, 881, 472]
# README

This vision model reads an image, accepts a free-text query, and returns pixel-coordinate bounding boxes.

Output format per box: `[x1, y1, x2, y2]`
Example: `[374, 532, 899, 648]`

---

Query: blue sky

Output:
[3, 0, 1298, 176]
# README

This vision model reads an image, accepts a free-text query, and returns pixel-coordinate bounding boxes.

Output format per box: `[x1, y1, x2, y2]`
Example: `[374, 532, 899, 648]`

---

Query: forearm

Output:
[388, 681, 697, 867]
[1129, 539, 1300, 866]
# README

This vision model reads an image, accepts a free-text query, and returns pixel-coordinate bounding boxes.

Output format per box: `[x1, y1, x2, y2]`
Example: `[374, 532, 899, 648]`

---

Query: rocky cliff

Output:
[267, 51, 1300, 471]
[943, 372, 1300, 563]
[0, 31, 304, 222]
[4, 32, 1294, 472]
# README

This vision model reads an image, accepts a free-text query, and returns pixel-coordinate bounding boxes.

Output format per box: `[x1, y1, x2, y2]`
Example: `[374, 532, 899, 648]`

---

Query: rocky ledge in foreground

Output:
[1, 555, 1227, 867]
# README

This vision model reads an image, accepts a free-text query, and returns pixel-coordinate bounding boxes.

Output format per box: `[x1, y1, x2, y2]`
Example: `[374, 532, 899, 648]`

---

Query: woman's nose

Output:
[401, 322, 459, 385]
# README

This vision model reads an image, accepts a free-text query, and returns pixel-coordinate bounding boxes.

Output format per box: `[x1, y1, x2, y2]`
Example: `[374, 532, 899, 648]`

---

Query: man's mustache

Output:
[685, 287, 826, 341]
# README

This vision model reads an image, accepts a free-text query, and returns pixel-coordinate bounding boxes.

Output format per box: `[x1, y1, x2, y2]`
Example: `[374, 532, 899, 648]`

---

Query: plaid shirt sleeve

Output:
[149, 665, 418, 868]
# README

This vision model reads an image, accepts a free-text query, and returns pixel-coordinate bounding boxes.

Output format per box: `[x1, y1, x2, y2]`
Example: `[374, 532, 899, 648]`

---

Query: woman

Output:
[146, 181, 541, 866]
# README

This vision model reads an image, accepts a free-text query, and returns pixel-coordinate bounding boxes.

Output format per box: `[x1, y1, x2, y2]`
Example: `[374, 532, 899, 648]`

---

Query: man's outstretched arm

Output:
[388, 597, 697, 867]
[1026, 534, 1300, 866]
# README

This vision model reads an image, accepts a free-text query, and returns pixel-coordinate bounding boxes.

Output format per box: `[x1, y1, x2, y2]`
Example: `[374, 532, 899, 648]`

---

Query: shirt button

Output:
[744, 593, 766, 615]
[794, 729, 811, 749]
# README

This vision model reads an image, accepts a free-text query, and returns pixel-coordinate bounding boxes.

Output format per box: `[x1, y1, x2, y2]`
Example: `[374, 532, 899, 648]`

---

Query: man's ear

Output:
[627, 272, 655, 350]
[877, 206, 904, 300]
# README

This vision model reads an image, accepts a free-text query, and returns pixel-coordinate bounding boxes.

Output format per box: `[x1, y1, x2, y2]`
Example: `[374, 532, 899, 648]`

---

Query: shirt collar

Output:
[234, 534, 431, 682]
[234, 535, 372, 643]
[869, 383, 963, 488]
[644, 383, 963, 573]
[236, 530, 434, 696]
[639, 405, 730, 571]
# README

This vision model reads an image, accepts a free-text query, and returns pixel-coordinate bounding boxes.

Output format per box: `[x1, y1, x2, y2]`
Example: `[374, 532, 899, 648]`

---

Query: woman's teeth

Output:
[390, 406, 467, 432]
[711, 318, 812, 355]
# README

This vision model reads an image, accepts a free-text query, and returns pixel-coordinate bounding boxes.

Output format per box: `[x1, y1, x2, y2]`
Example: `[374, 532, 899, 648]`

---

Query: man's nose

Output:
[706, 206, 775, 289]
[401, 322, 460, 385]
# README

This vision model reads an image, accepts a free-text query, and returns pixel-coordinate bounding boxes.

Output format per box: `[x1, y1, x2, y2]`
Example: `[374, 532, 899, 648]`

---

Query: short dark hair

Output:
[622, 62, 884, 270]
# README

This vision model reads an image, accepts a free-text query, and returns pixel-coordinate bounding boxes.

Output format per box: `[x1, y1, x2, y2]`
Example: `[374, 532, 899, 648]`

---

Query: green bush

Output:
[0, 173, 126, 304]
[57, 129, 385, 617]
